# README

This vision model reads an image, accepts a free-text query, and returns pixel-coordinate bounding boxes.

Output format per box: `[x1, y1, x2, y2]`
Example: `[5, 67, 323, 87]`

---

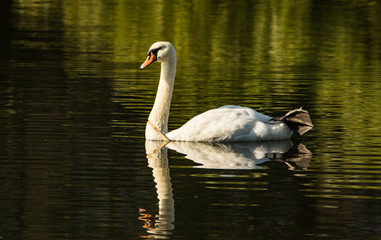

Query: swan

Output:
[140, 41, 313, 142]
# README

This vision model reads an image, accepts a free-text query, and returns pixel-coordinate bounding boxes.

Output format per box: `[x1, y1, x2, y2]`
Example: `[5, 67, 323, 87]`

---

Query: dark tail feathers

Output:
[271, 107, 313, 136]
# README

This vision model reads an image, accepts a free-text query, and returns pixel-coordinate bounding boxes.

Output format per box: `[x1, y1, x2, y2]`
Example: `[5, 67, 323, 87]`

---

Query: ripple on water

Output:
[302, 152, 381, 200]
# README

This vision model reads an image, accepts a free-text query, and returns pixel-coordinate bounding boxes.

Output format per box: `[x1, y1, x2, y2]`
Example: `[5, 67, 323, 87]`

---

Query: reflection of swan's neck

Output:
[151, 155, 174, 226]
[145, 141, 175, 235]
[146, 59, 176, 140]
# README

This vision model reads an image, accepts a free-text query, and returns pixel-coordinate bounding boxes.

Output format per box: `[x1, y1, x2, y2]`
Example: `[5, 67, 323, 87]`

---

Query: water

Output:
[1, 0, 380, 239]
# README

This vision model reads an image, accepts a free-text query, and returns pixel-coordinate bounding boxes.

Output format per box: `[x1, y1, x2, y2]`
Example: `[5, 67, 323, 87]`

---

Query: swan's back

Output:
[167, 105, 293, 142]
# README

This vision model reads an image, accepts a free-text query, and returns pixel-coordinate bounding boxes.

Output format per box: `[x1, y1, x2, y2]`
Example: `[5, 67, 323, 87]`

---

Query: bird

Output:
[140, 41, 313, 142]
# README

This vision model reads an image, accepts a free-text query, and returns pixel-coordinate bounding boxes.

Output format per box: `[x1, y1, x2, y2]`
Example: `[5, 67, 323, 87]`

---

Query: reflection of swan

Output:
[140, 41, 313, 142]
[141, 140, 310, 237]
[167, 140, 311, 170]
[142, 141, 174, 238]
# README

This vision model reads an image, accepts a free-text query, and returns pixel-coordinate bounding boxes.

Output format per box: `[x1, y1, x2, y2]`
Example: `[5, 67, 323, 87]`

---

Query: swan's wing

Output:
[167, 106, 291, 141]
[168, 106, 256, 141]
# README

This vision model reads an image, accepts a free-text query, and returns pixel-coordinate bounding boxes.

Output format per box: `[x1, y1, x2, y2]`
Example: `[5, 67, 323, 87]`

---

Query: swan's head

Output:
[140, 41, 176, 70]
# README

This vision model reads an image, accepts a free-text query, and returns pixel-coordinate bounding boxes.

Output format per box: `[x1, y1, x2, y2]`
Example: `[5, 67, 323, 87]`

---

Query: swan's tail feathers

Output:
[272, 108, 313, 136]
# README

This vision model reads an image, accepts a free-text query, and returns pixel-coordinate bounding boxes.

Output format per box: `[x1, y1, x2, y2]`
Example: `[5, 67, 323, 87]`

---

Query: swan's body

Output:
[141, 41, 312, 142]
[167, 105, 292, 141]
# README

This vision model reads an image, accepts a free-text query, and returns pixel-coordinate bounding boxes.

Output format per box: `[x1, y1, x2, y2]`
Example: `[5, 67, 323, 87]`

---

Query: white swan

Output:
[141, 41, 313, 142]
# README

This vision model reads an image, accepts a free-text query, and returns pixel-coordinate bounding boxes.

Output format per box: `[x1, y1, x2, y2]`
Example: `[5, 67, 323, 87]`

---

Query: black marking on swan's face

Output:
[140, 46, 163, 70]
[147, 47, 162, 59]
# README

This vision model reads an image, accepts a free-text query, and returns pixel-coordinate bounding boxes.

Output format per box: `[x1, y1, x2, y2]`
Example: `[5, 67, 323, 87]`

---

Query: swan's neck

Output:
[146, 58, 176, 140]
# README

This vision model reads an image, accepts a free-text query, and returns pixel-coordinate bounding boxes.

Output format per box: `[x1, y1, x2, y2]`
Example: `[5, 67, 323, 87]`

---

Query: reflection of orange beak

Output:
[140, 52, 157, 70]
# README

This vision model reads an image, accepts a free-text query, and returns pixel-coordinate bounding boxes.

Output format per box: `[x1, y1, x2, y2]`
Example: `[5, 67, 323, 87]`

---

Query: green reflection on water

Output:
[8, 0, 381, 201]
[3, 0, 381, 239]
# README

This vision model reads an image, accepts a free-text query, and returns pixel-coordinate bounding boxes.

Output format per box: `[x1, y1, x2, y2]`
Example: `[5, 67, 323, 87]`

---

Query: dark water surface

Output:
[1, 0, 380, 239]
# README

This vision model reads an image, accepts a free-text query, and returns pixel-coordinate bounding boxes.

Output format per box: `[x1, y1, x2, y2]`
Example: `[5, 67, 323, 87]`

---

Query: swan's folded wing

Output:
[167, 106, 254, 141]
[167, 106, 291, 141]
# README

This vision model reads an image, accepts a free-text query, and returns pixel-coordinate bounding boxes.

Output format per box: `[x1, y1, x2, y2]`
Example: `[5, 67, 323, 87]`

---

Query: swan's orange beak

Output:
[140, 52, 157, 70]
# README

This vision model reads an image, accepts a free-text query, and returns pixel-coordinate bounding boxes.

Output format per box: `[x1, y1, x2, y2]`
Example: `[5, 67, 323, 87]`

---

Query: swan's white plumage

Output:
[167, 105, 292, 142]
[141, 41, 310, 142]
